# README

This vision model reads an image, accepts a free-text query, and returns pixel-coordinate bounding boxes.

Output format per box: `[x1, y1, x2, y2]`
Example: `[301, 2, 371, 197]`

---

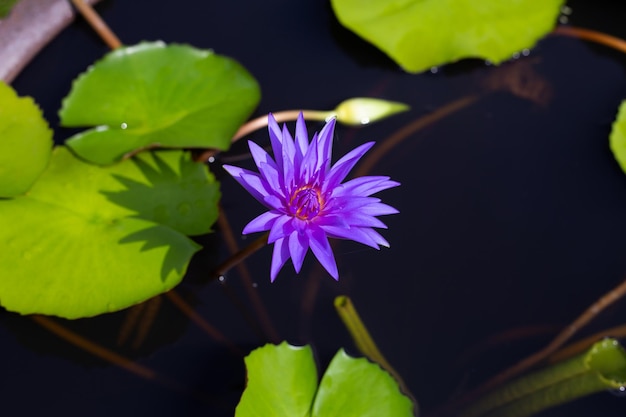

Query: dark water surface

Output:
[4, 1, 626, 416]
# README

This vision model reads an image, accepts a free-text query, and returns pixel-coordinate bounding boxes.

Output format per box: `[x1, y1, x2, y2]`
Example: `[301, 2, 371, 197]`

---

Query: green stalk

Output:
[334, 295, 419, 413]
[459, 339, 626, 417]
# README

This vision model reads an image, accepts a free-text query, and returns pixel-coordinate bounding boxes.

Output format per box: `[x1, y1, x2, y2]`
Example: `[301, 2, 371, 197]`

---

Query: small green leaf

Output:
[236, 342, 318, 417]
[236, 343, 414, 417]
[59, 41, 261, 165]
[609, 100, 626, 174]
[0, 0, 19, 18]
[0, 81, 52, 197]
[0, 147, 219, 318]
[312, 349, 414, 417]
[331, 0, 564, 73]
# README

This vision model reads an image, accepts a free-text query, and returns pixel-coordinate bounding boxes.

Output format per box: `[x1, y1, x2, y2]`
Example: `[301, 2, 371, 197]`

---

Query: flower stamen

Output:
[290, 186, 323, 220]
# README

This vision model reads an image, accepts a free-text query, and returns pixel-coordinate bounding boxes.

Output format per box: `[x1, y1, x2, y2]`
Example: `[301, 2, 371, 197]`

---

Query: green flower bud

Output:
[333, 97, 409, 126]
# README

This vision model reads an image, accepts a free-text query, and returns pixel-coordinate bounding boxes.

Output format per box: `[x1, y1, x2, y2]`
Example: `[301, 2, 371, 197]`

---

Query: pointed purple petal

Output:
[223, 165, 271, 206]
[325, 142, 375, 191]
[316, 118, 336, 173]
[288, 231, 309, 273]
[243, 211, 283, 234]
[268, 215, 294, 243]
[294, 112, 309, 160]
[340, 212, 388, 228]
[319, 225, 380, 248]
[268, 114, 284, 172]
[323, 196, 380, 214]
[248, 140, 277, 170]
[360, 227, 391, 247]
[270, 237, 290, 282]
[281, 124, 296, 189]
[248, 141, 282, 190]
[262, 194, 284, 210]
[307, 227, 338, 280]
[334, 176, 400, 197]
[359, 202, 399, 216]
[300, 131, 320, 184]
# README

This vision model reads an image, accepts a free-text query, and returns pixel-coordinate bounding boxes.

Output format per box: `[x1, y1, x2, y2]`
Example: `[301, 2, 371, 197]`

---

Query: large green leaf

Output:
[59, 41, 261, 165]
[236, 343, 414, 417]
[610, 100, 626, 174]
[331, 0, 564, 73]
[0, 81, 52, 197]
[0, 147, 220, 318]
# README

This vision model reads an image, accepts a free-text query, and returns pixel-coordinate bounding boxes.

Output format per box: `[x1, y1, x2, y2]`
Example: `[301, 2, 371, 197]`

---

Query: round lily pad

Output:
[331, 0, 564, 73]
[0, 81, 52, 197]
[236, 342, 414, 417]
[59, 41, 260, 164]
[0, 147, 220, 318]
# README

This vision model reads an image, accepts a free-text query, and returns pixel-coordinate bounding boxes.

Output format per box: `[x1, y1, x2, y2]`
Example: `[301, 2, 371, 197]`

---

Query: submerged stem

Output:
[33, 314, 156, 379]
[353, 95, 479, 177]
[216, 208, 280, 343]
[459, 339, 626, 417]
[70, 0, 122, 49]
[213, 232, 269, 278]
[432, 278, 626, 417]
[165, 290, 245, 356]
[553, 26, 626, 55]
[548, 323, 626, 363]
[474, 278, 626, 396]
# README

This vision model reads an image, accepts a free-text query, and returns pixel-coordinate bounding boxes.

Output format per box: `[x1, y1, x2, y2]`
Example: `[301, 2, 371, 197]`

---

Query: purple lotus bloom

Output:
[223, 113, 399, 281]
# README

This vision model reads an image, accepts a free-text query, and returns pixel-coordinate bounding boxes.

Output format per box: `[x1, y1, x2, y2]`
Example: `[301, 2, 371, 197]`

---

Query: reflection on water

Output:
[3, 0, 626, 416]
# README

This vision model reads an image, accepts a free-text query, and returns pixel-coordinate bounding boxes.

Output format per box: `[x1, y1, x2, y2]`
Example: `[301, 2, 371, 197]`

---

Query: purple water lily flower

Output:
[223, 113, 399, 281]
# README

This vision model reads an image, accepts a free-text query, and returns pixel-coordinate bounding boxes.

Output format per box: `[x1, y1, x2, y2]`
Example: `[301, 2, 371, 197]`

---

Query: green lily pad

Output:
[0, 146, 220, 318]
[59, 41, 260, 165]
[331, 0, 564, 73]
[610, 100, 626, 174]
[236, 343, 319, 417]
[236, 342, 414, 417]
[0, 81, 52, 197]
[98, 150, 220, 236]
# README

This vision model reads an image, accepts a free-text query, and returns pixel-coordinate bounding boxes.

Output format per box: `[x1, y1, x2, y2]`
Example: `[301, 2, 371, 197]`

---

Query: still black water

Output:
[3, 1, 626, 416]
